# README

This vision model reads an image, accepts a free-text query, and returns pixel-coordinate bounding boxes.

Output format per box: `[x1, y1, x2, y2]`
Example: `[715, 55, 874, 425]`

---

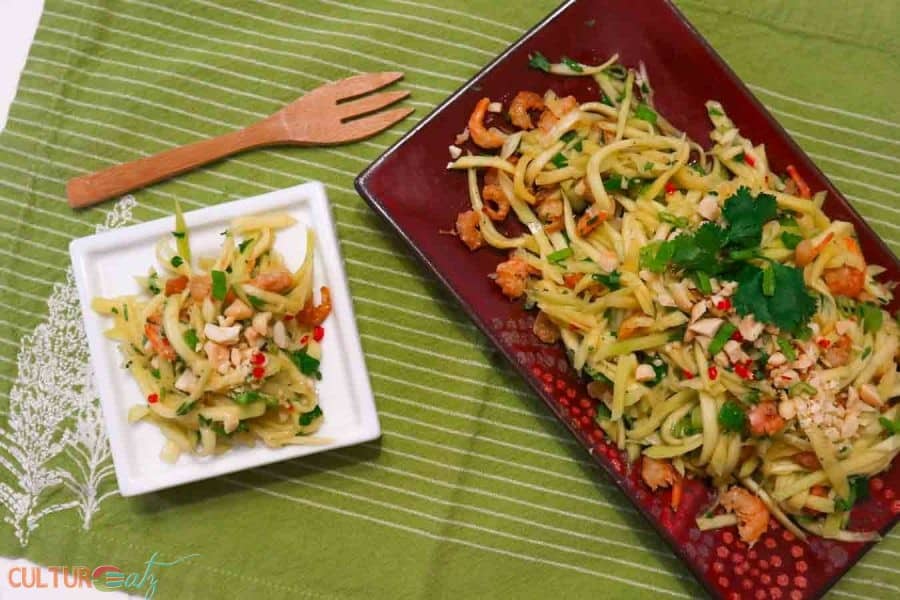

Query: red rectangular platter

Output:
[355, 1, 900, 598]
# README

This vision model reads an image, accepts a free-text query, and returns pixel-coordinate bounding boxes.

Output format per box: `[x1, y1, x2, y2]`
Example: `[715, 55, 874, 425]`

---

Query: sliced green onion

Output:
[547, 247, 573, 264]
[528, 51, 550, 72]
[708, 322, 737, 356]
[561, 56, 583, 73]
[550, 152, 568, 168]
[634, 103, 658, 124]
[777, 338, 797, 361]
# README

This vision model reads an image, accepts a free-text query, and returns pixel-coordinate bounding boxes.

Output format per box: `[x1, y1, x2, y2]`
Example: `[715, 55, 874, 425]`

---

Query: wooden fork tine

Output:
[340, 107, 414, 140]
[337, 90, 409, 120]
[325, 71, 404, 102]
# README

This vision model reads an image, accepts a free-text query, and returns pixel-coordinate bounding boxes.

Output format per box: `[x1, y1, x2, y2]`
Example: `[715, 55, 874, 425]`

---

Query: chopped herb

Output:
[659, 212, 689, 229]
[211, 270, 227, 301]
[647, 360, 667, 387]
[879, 415, 900, 435]
[547, 247, 573, 264]
[150, 368, 161, 379]
[550, 152, 568, 168]
[599, 93, 613, 107]
[238, 238, 253, 253]
[781, 232, 803, 250]
[560, 130, 578, 143]
[233, 390, 262, 405]
[605, 64, 627, 80]
[718, 401, 746, 433]
[859, 303, 883, 334]
[111, 307, 118, 314]
[176, 400, 197, 416]
[561, 56, 583, 73]
[183, 328, 199, 350]
[673, 415, 701, 437]
[299, 405, 323, 426]
[634, 103, 657, 124]
[861, 346, 872, 360]
[123, 304, 129, 322]
[290, 349, 322, 379]
[584, 366, 613, 386]
[171, 231, 185, 239]
[603, 174, 623, 191]
[147, 271, 161, 295]
[708, 322, 738, 356]
[573, 139, 583, 152]
[779, 216, 799, 228]
[734, 152, 746, 163]
[708, 107, 724, 117]
[777, 338, 797, 361]
[594, 402, 612, 421]
[528, 51, 551, 72]
[592, 270, 621, 290]
[247, 295, 265, 309]
[170, 255, 184, 268]
[198, 415, 212, 427]
[835, 476, 869, 511]
[643, 161, 654, 172]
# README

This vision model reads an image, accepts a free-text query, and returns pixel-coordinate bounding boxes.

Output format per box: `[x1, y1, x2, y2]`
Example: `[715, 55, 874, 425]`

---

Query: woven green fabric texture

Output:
[0, 1, 897, 598]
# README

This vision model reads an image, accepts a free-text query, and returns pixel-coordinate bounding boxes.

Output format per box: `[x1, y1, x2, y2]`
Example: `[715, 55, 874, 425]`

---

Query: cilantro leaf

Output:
[183, 329, 199, 350]
[859, 303, 883, 334]
[781, 232, 803, 250]
[170, 256, 184, 268]
[528, 51, 551, 72]
[290, 350, 322, 379]
[733, 263, 817, 334]
[721, 187, 777, 249]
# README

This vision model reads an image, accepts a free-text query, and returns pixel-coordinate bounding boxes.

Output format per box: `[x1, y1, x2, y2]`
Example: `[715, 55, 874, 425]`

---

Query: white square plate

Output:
[70, 182, 380, 496]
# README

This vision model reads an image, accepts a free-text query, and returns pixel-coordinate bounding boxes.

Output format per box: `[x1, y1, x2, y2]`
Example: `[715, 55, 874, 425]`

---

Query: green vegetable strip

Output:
[211, 270, 227, 301]
[174, 199, 192, 266]
[708, 322, 737, 356]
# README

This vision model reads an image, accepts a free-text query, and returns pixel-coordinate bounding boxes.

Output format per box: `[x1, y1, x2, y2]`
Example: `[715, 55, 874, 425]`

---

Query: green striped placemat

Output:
[0, 1, 896, 598]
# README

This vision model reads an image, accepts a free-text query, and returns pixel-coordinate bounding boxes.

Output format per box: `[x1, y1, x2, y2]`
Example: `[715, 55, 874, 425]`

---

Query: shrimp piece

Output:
[823, 266, 865, 298]
[794, 232, 833, 267]
[508, 91, 545, 130]
[576, 205, 608, 237]
[532, 311, 560, 344]
[538, 95, 578, 132]
[747, 402, 785, 437]
[482, 184, 511, 221]
[823, 334, 852, 367]
[249, 267, 293, 293]
[641, 456, 679, 491]
[791, 451, 822, 471]
[467, 98, 506, 149]
[144, 323, 177, 361]
[297, 286, 332, 327]
[785, 165, 811, 199]
[535, 192, 563, 233]
[164, 275, 188, 296]
[455, 210, 483, 250]
[720, 486, 770, 545]
[493, 256, 529, 299]
[189, 274, 211, 302]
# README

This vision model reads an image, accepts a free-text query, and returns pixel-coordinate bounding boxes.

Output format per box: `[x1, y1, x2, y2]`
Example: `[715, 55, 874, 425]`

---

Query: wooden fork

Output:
[67, 72, 412, 208]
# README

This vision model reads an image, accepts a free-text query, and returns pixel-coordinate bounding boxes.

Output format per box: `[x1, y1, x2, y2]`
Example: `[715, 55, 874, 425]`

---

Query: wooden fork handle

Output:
[67, 123, 275, 208]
